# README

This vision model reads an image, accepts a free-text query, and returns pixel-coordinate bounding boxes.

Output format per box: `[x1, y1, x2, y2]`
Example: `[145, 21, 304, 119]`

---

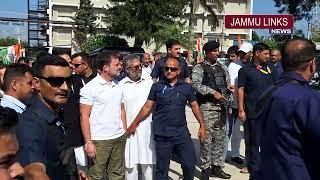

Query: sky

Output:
[0, 0, 28, 41]
[0, 0, 309, 42]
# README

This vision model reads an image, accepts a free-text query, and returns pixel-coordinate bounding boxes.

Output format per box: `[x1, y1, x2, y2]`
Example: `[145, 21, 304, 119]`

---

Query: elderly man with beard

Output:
[80, 51, 126, 180]
[120, 54, 156, 180]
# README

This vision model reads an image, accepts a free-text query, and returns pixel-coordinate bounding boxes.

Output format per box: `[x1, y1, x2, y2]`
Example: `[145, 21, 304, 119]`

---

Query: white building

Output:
[47, 0, 253, 53]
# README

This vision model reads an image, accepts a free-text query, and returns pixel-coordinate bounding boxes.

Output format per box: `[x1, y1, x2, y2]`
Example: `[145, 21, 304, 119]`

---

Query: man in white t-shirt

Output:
[120, 54, 156, 180]
[228, 43, 253, 172]
[80, 51, 126, 180]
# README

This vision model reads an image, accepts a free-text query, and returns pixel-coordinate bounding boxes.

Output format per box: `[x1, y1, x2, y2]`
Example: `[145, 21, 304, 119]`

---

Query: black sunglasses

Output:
[164, 66, 179, 72]
[127, 64, 142, 71]
[38, 76, 72, 87]
[72, 63, 84, 68]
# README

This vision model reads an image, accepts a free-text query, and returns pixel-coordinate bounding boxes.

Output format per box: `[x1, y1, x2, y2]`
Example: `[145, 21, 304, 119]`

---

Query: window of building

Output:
[57, 7, 75, 21]
[56, 29, 71, 41]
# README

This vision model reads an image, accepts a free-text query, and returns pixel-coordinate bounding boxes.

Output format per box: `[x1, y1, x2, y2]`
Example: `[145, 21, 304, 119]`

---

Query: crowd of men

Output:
[0, 37, 319, 180]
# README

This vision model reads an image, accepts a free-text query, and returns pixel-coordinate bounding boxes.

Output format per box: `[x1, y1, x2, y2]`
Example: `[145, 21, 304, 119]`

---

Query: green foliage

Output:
[0, 37, 27, 47]
[73, 0, 98, 50]
[252, 31, 261, 41]
[83, 35, 128, 52]
[103, 0, 187, 47]
[274, 0, 319, 20]
[153, 23, 192, 51]
[263, 38, 280, 49]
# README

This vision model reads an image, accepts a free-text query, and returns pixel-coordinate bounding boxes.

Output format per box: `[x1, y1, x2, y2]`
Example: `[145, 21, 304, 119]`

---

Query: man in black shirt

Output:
[16, 55, 88, 180]
[151, 39, 191, 83]
[64, 52, 96, 147]
[237, 43, 276, 179]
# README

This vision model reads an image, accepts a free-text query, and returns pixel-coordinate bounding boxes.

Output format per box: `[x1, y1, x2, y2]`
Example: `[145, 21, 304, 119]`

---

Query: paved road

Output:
[168, 108, 249, 180]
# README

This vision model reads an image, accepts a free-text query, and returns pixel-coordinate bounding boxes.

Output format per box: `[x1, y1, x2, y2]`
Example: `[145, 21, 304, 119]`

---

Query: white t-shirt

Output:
[228, 59, 244, 109]
[80, 74, 125, 140]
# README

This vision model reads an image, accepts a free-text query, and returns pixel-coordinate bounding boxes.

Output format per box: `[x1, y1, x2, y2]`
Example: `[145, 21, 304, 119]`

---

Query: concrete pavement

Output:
[168, 108, 249, 180]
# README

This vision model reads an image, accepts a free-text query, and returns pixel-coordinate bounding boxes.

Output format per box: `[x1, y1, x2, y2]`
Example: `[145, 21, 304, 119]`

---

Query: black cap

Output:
[203, 41, 220, 52]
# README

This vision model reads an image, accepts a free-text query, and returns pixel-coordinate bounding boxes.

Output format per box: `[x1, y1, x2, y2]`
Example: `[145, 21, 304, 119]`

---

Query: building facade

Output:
[47, 0, 252, 53]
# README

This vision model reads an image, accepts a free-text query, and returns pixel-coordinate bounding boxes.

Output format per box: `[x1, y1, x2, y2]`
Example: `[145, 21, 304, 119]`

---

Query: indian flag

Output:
[196, 36, 204, 63]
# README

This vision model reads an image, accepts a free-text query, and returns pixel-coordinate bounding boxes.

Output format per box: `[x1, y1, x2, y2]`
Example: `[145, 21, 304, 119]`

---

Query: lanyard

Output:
[256, 64, 272, 75]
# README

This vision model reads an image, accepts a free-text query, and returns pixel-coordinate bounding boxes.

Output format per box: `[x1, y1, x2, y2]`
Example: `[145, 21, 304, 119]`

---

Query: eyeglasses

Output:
[72, 63, 84, 68]
[38, 76, 72, 87]
[164, 66, 179, 72]
[127, 64, 142, 71]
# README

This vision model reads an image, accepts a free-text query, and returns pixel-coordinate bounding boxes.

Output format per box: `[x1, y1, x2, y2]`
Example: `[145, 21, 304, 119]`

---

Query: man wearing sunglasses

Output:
[80, 51, 126, 180]
[127, 57, 207, 180]
[63, 52, 96, 148]
[16, 55, 88, 180]
[192, 41, 232, 180]
[151, 39, 191, 83]
[120, 54, 156, 180]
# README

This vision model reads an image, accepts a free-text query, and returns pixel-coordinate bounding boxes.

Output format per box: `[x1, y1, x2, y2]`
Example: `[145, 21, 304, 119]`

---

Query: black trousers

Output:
[243, 118, 260, 179]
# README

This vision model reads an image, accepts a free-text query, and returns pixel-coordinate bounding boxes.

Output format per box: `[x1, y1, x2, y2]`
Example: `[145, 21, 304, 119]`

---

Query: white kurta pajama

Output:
[120, 77, 156, 180]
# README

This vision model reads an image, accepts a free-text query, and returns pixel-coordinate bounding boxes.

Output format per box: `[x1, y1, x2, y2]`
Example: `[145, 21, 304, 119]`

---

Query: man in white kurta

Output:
[120, 54, 156, 180]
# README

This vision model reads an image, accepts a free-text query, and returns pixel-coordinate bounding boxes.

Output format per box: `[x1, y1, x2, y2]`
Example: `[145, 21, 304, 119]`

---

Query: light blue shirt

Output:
[0, 94, 26, 113]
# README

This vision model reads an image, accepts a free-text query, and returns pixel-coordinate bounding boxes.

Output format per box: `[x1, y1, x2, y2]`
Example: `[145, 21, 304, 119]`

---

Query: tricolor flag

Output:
[196, 36, 204, 63]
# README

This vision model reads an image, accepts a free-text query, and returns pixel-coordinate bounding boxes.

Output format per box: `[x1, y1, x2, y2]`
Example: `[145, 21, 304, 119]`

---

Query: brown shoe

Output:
[240, 167, 249, 174]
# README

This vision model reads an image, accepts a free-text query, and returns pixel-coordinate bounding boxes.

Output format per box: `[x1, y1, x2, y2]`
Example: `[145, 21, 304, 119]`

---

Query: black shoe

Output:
[231, 157, 244, 164]
[211, 166, 231, 179]
[200, 168, 210, 180]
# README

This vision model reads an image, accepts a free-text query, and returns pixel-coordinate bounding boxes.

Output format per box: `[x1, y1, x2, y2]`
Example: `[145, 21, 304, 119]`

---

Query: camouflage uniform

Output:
[192, 59, 231, 170]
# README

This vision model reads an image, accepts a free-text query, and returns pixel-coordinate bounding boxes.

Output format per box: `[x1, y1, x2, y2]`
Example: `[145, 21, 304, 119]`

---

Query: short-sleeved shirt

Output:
[257, 72, 320, 180]
[16, 94, 66, 180]
[228, 60, 245, 108]
[238, 61, 276, 118]
[151, 56, 191, 81]
[80, 74, 125, 140]
[147, 80, 196, 137]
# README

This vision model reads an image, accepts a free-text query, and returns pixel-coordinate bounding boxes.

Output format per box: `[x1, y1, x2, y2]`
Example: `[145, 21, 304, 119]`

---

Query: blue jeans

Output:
[154, 131, 196, 180]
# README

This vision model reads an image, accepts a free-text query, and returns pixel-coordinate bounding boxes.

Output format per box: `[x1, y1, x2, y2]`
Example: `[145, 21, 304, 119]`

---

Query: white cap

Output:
[238, 42, 253, 53]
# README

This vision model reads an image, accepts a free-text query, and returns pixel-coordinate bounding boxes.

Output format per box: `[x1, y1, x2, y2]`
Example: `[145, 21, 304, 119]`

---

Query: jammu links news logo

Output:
[224, 15, 294, 35]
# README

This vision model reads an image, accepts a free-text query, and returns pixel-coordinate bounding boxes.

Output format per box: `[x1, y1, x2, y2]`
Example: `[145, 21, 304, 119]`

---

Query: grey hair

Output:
[123, 54, 141, 68]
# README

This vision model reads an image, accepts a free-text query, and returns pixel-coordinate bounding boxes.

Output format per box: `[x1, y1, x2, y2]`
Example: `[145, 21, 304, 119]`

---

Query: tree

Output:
[188, 0, 223, 50]
[153, 23, 192, 51]
[73, 0, 97, 50]
[274, 0, 319, 20]
[0, 37, 27, 47]
[83, 35, 128, 52]
[252, 31, 262, 42]
[103, 0, 186, 47]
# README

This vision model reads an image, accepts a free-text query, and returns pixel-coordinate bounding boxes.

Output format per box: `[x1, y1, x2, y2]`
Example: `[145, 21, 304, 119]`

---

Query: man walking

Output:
[1, 63, 33, 113]
[120, 54, 156, 180]
[225, 43, 253, 165]
[238, 43, 277, 179]
[151, 39, 191, 83]
[16, 55, 87, 180]
[64, 52, 96, 147]
[128, 57, 207, 180]
[257, 38, 320, 180]
[80, 51, 126, 180]
[192, 41, 232, 180]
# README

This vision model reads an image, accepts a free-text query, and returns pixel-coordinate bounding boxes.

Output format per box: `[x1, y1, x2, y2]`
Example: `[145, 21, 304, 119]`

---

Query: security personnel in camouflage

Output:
[192, 41, 232, 180]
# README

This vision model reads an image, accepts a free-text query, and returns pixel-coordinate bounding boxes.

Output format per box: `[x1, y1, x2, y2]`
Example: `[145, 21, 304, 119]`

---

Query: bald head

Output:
[282, 38, 316, 71]
[165, 57, 180, 67]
